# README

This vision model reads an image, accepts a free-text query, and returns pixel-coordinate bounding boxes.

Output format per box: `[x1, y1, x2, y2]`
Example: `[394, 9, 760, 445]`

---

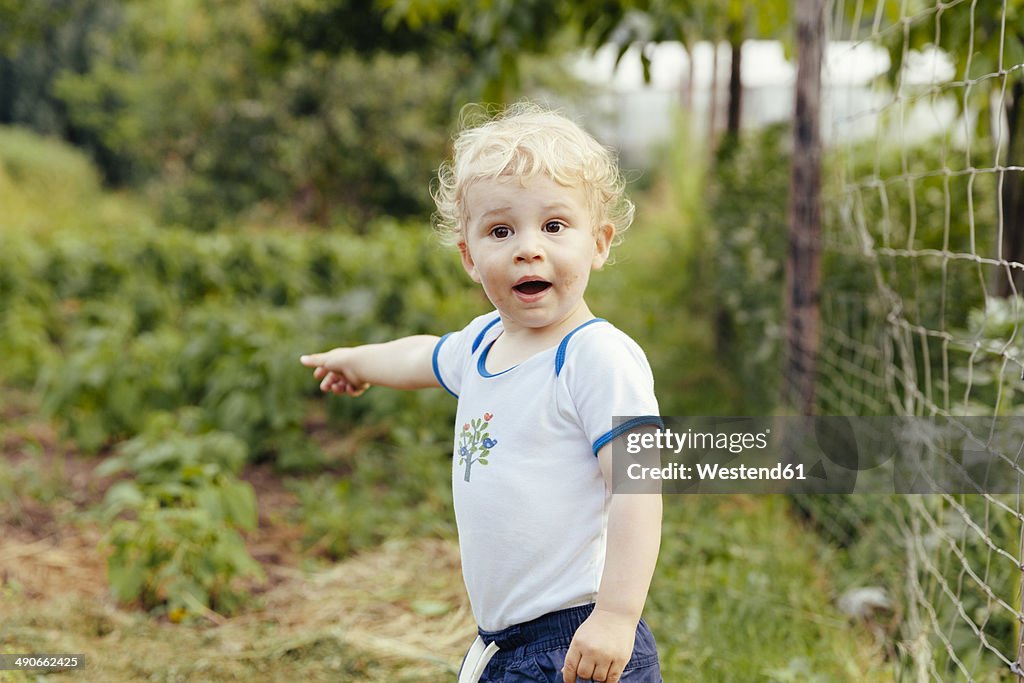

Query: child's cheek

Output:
[563, 273, 583, 289]
[478, 279, 502, 305]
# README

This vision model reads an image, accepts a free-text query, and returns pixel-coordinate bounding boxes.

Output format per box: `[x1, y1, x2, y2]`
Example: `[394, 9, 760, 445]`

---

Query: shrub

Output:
[99, 415, 264, 618]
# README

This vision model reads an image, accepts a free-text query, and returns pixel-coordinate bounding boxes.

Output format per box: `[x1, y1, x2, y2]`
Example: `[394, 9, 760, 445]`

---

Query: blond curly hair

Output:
[432, 102, 634, 249]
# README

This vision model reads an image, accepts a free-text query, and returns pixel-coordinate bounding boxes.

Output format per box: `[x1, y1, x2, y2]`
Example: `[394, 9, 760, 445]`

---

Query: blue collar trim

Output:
[475, 317, 608, 379]
[555, 318, 607, 376]
[471, 315, 502, 354]
[477, 338, 518, 378]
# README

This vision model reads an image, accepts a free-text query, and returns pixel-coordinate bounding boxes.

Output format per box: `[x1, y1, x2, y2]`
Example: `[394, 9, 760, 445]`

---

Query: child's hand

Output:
[562, 608, 637, 683]
[299, 349, 370, 397]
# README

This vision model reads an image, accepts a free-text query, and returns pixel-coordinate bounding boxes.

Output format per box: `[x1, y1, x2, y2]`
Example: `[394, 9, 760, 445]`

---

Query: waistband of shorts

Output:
[477, 603, 596, 650]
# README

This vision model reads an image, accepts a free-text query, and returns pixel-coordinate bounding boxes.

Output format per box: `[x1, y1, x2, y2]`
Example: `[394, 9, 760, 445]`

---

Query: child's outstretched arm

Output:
[299, 335, 441, 395]
[562, 432, 662, 683]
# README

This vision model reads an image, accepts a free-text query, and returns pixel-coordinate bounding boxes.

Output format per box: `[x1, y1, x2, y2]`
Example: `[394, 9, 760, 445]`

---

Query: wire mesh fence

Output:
[809, 0, 1024, 679]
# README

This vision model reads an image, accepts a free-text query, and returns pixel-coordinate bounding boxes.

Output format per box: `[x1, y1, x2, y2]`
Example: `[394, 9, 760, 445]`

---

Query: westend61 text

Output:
[627, 462, 807, 481]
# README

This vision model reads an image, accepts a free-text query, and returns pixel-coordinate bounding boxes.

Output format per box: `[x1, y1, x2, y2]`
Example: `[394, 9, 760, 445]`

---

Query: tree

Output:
[0, 0, 132, 183]
[36, 0, 460, 227]
[381, 0, 790, 143]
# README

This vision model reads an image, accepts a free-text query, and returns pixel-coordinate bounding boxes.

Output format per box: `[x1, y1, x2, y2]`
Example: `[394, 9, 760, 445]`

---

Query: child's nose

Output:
[513, 232, 544, 262]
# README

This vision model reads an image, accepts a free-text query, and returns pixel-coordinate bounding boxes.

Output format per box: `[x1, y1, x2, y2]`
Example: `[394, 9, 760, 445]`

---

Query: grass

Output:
[651, 496, 893, 681]
[0, 467, 891, 682]
[0, 539, 472, 682]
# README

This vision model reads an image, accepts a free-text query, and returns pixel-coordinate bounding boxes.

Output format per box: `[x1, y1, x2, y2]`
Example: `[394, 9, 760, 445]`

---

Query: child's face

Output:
[459, 174, 613, 336]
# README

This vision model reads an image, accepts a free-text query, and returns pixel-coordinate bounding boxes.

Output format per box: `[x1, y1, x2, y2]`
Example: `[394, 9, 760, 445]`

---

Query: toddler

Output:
[300, 103, 663, 683]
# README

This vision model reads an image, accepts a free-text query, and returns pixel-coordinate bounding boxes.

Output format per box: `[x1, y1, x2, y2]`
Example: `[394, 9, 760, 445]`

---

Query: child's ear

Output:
[591, 222, 615, 270]
[458, 241, 482, 283]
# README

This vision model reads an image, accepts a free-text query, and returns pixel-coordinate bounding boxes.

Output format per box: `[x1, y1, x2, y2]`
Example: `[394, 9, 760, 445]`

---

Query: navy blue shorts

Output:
[466, 603, 662, 682]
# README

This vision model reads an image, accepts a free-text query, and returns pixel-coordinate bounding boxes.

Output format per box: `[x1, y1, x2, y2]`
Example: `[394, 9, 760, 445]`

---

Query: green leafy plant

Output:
[15, 215, 479, 460]
[99, 418, 254, 519]
[289, 423, 455, 560]
[105, 503, 263, 618]
[702, 124, 791, 414]
[951, 296, 1024, 415]
[99, 416, 264, 618]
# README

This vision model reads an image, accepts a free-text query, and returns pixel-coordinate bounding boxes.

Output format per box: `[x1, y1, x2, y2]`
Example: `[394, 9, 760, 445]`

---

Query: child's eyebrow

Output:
[478, 206, 513, 221]
[474, 201, 578, 224]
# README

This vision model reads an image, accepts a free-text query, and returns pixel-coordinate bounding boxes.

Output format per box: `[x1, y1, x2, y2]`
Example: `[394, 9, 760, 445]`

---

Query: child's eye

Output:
[543, 220, 566, 233]
[490, 226, 511, 239]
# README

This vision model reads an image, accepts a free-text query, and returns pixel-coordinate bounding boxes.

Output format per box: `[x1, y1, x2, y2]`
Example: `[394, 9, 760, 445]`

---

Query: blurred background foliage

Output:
[1, 0, 1016, 679]
[0, 0, 794, 229]
[2, 0, 464, 228]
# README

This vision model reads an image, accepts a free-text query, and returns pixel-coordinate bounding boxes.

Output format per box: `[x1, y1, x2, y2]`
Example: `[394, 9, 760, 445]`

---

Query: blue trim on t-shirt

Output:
[432, 333, 458, 398]
[554, 318, 608, 376]
[477, 338, 518, 378]
[471, 315, 502, 354]
[475, 316, 613, 379]
[592, 415, 666, 456]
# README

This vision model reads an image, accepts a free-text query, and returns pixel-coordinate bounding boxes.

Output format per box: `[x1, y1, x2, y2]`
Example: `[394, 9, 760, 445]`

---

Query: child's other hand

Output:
[562, 608, 637, 682]
[299, 350, 370, 397]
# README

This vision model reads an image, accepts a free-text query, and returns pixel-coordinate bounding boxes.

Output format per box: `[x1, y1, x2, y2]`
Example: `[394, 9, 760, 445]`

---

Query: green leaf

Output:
[195, 486, 224, 522]
[71, 410, 108, 453]
[102, 480, 146, 516]
[108, 554, 146, 602]
[96, 454, 128, 477]
[222, 480, 258, 531]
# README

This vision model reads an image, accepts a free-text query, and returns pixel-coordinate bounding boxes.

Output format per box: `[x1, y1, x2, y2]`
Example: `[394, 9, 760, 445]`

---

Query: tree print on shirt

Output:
[458, 412, 497, 482]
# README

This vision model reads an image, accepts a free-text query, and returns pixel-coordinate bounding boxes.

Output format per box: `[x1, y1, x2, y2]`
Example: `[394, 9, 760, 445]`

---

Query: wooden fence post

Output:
[784, 0, 825, 415]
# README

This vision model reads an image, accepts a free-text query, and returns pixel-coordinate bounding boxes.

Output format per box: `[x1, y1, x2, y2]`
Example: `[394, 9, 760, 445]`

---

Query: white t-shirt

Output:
[432, 311, 661, 631]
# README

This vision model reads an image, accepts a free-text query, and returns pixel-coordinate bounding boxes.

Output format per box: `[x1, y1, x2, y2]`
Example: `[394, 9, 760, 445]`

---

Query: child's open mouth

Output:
[513, 280, 552, 296]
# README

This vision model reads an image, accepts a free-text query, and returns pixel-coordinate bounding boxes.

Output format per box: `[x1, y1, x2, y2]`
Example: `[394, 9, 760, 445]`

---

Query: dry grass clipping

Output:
[1, 536, 474, 682]
[222, 536, 475, 678]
